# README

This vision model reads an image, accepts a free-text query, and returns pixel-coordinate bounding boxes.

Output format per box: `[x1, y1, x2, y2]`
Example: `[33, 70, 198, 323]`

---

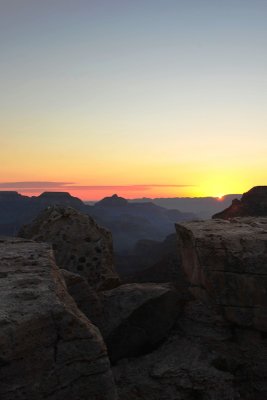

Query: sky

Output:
[1, 0, 266, 200]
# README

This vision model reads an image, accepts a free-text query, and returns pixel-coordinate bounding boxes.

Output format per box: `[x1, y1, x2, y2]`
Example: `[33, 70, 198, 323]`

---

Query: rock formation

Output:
[98, 283, 182, 363]
[0, 237, 117, 400]
[19, 206, 120, 290]
[112, 217, 267, 400]
[94, 194, 128, 208]
[176, 217, 267, 331]
[3, 200, 267, 399]
[37, 191, 86, 210]
[213, 186, 267, 219]
[61, 269, 104, 328]
[0, 191, 88, 236]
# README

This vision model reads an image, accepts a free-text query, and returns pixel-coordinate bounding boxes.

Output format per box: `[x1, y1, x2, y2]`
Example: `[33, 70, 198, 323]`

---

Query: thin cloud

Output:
[0, 181, 74, 188]
[0, 182, 194, 191]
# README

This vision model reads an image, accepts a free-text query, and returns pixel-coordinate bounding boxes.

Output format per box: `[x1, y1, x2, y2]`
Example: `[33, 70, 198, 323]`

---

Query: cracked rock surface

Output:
[0, 237, 117, 400]
[176, 217, 267, 331]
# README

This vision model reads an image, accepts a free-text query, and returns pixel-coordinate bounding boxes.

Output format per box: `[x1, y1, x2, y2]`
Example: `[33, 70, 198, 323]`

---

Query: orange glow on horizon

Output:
[1, 185, 245, 201]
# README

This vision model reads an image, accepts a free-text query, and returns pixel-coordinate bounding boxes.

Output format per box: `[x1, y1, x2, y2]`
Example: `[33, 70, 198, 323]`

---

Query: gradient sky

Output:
[1, 0, 266, 199]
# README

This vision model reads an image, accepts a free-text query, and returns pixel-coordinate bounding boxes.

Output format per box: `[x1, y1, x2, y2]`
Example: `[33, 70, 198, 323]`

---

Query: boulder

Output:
[176, 217, 267, 331]
[18, 206, 120, 290]
[113, 298, 267, 400]
[0, 237, 117, 400]
[98, 283, 182, 363]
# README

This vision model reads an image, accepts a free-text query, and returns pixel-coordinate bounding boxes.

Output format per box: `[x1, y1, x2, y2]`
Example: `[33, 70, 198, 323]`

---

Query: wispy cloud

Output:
[0, 182, 194, 191]
[0, 181, 74, 188]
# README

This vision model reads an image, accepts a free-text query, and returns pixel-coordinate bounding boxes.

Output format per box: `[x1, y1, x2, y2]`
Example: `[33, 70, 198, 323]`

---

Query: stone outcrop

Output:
[62, 271, 185, 364]
[113, 217, 267, 400]
[98, 283, 182, 363]
[176, 218, 267, 332]
[4, 200, 267, 400]
[0, 237, 117, 400]
[213, 186, 267, 219]
[113, 303, 235, 400]
[113, 298, 267, 400]
[19, 206, 120, 291]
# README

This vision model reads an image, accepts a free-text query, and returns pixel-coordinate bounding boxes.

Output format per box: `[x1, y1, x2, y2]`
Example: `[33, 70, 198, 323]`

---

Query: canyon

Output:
[0, 187, 267, 399]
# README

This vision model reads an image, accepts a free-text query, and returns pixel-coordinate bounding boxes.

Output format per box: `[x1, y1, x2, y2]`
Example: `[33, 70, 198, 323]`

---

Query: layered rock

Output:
[213, 186, 267, 219]
[19, 206, 120, 290]
[0, 237, 117, 400]
[176, 217, 267, 332]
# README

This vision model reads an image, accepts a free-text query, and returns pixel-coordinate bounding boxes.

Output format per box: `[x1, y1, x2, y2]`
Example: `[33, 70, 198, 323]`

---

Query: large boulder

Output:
[213, 186, 267, 219]
[113, 298, 267, 400]
[176, 218, 267, 331]
[18, 206, 120, 290]
[0, 237, 117, 400]
[98, 283, 183, 363]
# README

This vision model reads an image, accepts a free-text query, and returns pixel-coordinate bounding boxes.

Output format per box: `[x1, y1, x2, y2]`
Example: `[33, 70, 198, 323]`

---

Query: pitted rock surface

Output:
[0, 237, 117, 400]
[18, 206, 120, 290]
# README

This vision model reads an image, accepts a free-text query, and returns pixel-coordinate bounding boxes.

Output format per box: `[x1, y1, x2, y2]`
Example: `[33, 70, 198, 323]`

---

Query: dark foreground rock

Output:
[213, 186, 267, 219]
[176, 217, 267, 332]
[114, 297, 267, 400]
[98, 283, 183, 363]
[112, 217, 267, 400]
[19, 206, 120, 290]
[0, 237, 117, 400]
[61, 269, 104, 328]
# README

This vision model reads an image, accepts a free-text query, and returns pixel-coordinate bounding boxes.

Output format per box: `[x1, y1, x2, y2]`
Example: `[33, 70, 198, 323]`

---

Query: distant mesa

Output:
[0, 191, 25, 200]
[213, 186, 267, 219]
[36, 192, 84, 210]
[38, 192, 82, 202]
[38, 191, 74, 199]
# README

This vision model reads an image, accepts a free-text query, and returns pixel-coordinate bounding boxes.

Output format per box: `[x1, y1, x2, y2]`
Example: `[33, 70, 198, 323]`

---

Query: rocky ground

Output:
[0, 204, 267, 399]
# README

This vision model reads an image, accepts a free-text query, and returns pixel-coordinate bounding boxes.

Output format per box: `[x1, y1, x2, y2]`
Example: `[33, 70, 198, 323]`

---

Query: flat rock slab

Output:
[0, 237, 117, 400]
[176, 218, 267, 331]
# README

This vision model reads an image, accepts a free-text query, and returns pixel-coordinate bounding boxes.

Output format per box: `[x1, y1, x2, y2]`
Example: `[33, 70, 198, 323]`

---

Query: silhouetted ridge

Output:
[37, 191, 85, 208]
[0, 191, 26, 200]
[38, 191, 73, 199]
[95, 194, 128, 207]
[213, 186, 267, 219]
